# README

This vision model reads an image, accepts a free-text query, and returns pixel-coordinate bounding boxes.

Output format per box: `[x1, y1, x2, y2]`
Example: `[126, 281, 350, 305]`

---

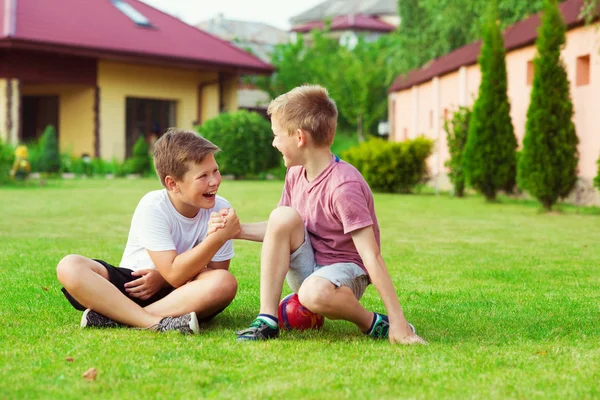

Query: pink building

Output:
[388, 0, 599, 203]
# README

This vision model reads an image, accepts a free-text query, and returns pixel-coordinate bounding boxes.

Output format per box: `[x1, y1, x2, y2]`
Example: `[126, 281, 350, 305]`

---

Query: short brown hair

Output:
[267, 85, 338, 147]
[153, 128, 220, 187]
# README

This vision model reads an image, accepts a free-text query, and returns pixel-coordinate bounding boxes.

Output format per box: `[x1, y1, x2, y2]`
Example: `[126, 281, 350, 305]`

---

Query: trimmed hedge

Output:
[342, 137, 434, 193]
[196, 110, 280, 178]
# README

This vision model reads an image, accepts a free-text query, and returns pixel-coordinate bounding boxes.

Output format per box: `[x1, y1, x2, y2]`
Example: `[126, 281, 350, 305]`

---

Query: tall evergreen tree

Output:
[517, 0, 579, 210]
[462, 0, 517, 201]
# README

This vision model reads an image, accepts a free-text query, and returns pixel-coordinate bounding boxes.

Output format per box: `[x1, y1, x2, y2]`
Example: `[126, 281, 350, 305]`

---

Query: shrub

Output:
[0, 139, 14, 185]
[91, 157, 107, 176]
[462, 1, 517, 201]
[517, 0, 579, 210]
[126, 136, 151, 175]
[196, 110, 280, 178]
[342, 137, 434, 193]
[444, 106, 471, 197]
[37, 125, 61, 174]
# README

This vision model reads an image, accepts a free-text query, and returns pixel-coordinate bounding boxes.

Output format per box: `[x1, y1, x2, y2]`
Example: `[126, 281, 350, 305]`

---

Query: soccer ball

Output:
[278, 293, 324, 330]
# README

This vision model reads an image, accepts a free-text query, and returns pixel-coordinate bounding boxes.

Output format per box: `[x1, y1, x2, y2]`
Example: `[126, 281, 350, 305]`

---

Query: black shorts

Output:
[61, 259, 173, 311]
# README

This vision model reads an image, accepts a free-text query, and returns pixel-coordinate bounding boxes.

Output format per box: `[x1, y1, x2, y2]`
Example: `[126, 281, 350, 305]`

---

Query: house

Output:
[197, 14, 288, 114]
[387, 0, 600, 203]
[0, 0, 272, 159]
[290, 0, 397, 46]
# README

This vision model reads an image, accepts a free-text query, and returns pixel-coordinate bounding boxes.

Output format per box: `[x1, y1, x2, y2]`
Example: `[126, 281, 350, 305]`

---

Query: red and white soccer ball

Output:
[278, 293, 325, 330]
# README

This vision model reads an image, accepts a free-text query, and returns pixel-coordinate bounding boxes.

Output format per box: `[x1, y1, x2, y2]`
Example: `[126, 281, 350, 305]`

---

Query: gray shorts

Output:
[286, 229, 370, 299]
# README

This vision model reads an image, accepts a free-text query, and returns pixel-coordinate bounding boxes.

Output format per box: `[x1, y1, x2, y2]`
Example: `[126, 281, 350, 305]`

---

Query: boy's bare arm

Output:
[237, 222, 268, 242]
[149, 209, 240, 288]
[208, 209, 267, 242]
[351, 226, 427, 345]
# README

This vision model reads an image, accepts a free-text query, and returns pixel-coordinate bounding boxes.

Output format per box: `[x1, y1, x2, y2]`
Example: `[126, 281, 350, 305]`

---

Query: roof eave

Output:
[0, 38, 274, 75]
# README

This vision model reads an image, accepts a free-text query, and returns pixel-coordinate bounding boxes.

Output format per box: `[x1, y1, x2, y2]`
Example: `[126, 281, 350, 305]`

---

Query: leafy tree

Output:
[252, 29, 402, 140]
[518, 0, 579, 210]
[444, 106, 472, 197]
[462, 0, 517, 201]
[397, 0, 548, 69]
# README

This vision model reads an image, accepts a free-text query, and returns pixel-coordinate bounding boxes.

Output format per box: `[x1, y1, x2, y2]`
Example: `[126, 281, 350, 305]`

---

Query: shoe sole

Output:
[80, 309, 91, 328]
[189, 312, 200, 334]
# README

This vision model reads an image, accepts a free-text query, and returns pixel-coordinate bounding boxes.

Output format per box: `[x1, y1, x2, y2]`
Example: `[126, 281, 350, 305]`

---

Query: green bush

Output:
[91, 157, 106, 176]
[342, 137, 434, 193]
[196, 110, 280, 178]
[462, 1, 517, 201]
[126, 136, 151, 175]
[517, 0, 579, 211]
[37, 125, 61, 174]
[0, 139, 14, 185]
[444, 106, 471, 197]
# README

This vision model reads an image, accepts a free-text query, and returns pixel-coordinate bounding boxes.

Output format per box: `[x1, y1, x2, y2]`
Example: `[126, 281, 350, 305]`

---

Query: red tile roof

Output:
[389, 0, 585, 93]
[0, 0, 273, 74]
[291, 14, 395, 33]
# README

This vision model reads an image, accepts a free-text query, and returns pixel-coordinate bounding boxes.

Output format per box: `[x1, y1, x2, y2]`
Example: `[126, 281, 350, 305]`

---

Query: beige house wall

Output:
[21, 84, 95, 156]
[390, 23, 600, 192]
[98, 61, 235, 160]
[0, 79, 20, 144]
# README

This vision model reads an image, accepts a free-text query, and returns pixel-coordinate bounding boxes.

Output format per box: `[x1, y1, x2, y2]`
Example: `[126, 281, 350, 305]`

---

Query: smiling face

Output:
[272, 117, 303, 168]
[166, 154, 221, 217]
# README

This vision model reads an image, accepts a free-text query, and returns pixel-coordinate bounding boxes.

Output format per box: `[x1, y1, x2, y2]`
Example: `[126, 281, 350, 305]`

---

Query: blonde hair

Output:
[267, 85, 338, 147]
[153, 128, 219, 187]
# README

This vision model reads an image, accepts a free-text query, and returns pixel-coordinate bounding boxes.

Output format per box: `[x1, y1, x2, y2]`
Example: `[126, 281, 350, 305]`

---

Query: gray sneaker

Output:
[80, 309, 123, 328]
[151, 312, 199, 334]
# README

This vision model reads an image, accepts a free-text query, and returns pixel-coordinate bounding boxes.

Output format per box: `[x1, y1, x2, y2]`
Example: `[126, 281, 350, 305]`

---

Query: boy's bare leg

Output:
[298, 277, 373, 332]
[56, 255, 161, 328]
[258, 207, 306, 316]
[144, 268, 237, 319]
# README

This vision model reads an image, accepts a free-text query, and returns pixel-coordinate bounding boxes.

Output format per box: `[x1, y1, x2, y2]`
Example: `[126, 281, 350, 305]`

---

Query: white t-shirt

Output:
[119, 189, 234, 271]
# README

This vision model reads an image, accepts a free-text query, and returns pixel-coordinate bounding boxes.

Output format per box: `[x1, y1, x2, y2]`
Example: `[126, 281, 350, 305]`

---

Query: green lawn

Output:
[1, 178, 599, 399]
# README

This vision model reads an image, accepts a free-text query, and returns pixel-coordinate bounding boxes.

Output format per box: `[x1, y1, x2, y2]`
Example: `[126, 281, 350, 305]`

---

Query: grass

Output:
[1, 178, 599, 399]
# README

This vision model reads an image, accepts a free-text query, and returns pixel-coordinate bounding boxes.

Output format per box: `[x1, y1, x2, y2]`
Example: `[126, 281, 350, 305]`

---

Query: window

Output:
[429, 110, 433, 129]
[526, 60, 534, 86]
[112, 0, 153, 28]
[576, 54, 591, 86]
[403, 127, 408, 141]
[443, 108, 449, 121]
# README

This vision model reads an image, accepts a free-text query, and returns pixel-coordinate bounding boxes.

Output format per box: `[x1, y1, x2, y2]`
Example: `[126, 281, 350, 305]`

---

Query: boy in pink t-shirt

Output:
[210, 85, 426, 345]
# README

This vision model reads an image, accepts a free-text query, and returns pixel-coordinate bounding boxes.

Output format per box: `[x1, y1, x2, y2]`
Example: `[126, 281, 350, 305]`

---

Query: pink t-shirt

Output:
[278, 155, 380, 273]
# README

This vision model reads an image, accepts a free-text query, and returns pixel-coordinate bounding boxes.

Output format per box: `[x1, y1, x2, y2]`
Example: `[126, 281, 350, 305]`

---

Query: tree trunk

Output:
[357, 114, 365, 142]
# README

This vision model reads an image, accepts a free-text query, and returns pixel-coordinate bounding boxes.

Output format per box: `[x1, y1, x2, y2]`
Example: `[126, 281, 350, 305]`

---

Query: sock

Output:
[365, 312, 378, 334]
[366, 313, 389, 335]
[257, 313, 278, 329]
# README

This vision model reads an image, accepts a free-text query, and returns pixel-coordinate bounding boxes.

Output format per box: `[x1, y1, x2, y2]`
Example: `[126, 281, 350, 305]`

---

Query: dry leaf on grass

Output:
[41, 287, 49, 291]
[82, 368, 97, 381]
[65, 357, 74, 362]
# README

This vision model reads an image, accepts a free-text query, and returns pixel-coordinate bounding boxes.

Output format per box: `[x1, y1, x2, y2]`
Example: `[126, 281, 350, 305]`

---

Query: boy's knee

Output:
[298, 277, 334, 314]
[268, 207, 303, 232]
[205, 269, 238, 302]
[56, 254, 86, 284]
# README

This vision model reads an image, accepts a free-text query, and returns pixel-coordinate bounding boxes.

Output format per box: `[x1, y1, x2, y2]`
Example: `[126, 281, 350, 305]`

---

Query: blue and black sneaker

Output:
[366, 313, 416, 339]
[236, 317, 279, 341]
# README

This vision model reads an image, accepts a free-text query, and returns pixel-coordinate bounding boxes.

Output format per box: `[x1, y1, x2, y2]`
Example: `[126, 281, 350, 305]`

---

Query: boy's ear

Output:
[296, 129, 308, 148]
[164, 175, 179, 192]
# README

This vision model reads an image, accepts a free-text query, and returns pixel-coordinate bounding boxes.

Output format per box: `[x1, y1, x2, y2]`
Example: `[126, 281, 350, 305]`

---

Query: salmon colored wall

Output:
[506, 46, 536, 145]
[391, 23, 600, 183]
[21, 84, 95, 156]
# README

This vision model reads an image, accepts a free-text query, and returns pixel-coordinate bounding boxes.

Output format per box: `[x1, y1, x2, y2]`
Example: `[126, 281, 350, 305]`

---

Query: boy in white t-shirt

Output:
[57, 129, 240, 334]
